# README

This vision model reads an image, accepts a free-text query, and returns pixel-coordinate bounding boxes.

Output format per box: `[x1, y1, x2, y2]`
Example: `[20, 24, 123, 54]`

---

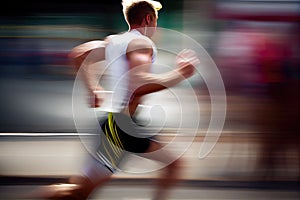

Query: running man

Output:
[30, 0, 199, 199]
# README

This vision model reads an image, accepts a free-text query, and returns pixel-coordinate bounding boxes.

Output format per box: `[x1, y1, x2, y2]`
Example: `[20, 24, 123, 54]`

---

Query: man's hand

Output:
[89, 87, 104, 108]
[176, 49, 200, 78]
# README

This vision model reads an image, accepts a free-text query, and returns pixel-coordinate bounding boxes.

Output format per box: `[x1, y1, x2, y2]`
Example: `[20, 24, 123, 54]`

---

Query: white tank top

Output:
[102, 29, 157, 112]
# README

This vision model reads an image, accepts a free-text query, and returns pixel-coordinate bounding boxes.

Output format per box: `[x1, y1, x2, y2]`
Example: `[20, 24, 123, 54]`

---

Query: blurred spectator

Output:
[254, 26, 299, 180]
[214, 22, 262, 95]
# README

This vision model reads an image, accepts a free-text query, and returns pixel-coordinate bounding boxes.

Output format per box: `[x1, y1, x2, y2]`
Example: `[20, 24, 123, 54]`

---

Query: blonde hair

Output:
[122, 0, 162, 26]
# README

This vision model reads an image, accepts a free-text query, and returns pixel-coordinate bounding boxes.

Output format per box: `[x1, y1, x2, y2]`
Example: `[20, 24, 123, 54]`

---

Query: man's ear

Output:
[145, 14, 151, 25]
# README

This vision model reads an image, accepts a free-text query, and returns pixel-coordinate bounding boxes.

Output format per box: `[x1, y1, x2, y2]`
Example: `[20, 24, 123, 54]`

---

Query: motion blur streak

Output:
[0, 1, 299, 199]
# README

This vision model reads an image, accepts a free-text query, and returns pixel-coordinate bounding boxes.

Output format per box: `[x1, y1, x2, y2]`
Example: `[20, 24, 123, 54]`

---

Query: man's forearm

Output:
[71, 49, 106, 94]
[81, 65, 101, 93]
[132, 69, 184, 96]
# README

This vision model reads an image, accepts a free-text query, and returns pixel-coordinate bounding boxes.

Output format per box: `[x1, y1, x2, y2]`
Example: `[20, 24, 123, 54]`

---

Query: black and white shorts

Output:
[96, 112, 152, 172]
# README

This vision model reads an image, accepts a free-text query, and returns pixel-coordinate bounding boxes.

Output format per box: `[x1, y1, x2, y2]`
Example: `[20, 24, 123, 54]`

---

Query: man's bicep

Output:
[127, 51, 153, 70]
[126, 38, 153, 69]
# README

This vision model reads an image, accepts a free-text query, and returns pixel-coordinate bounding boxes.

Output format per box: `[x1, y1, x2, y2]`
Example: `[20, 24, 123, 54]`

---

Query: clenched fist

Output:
[176, 49, 200, 78]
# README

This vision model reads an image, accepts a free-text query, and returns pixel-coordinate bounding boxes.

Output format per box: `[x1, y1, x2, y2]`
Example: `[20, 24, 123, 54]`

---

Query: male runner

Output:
[31, 1, 199, 199]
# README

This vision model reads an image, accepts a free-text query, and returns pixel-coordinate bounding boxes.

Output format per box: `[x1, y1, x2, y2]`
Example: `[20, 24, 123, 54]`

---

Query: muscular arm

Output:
[126, 39, 166, 95]
[127, 39, 196, 95]
[126, 38, 198, 114]
[69, 40, 107, 107]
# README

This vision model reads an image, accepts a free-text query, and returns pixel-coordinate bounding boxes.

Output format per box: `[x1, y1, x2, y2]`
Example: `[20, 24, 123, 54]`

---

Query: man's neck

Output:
[129, 25, 145, 35]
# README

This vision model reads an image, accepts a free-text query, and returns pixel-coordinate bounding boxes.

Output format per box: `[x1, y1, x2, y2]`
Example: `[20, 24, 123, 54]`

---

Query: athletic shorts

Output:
[96, 112, 152, 172]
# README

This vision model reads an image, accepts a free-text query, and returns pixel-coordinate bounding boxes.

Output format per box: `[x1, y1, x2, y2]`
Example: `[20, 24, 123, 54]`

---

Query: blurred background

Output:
[0, 0, 299, 199]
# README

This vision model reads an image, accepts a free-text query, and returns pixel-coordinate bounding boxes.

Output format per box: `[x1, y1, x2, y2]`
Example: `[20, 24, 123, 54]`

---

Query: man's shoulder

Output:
[105, 31, 155, 56]
[107, 31, 152, 44]
[127, 37, 153, 53]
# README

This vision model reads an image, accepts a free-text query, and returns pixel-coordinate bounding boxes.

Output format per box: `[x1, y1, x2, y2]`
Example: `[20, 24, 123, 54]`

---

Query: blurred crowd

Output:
[214, 20, 300, 180]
